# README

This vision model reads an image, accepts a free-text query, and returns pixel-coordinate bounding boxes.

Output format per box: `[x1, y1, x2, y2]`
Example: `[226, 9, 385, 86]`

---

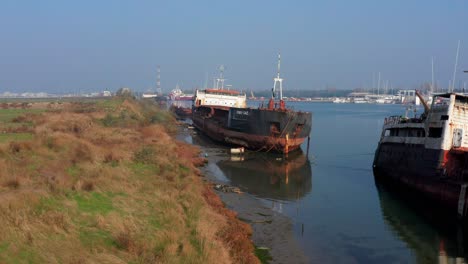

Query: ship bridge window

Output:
[428, 127, 443, 138]
[384, 128, 399, 137]
[455, 96, 468, 104]
[441, 115, 449, 120]
[384, 128, 425, 137]
[416, 129, 425, 137]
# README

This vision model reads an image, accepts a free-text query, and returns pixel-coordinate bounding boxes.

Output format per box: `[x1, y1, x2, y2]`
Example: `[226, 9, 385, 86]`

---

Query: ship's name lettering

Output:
[236, 110, 249, 115]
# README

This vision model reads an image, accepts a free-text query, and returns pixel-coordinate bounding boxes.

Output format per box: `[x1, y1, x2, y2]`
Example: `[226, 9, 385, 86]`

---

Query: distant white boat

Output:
[332, 98, 347, 103]
[353, 98, 368, 103]
[142, 93, 158, 98]
[169, 87, 194, 101]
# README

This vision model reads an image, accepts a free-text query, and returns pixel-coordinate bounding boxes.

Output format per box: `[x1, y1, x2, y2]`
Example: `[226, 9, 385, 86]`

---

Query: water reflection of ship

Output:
[217, 151, 312, 201]
[375, 179, 468, 263]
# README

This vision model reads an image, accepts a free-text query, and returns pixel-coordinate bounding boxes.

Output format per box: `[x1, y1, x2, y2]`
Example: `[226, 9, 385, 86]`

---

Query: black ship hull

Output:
[373, 142, 468, 218]
[373, 142, 445, 178]
[192, 105, 312, 153]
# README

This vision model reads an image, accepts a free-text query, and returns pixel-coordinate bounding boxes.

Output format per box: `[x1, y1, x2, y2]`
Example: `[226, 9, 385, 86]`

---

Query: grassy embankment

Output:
[0, 98, 259, 263]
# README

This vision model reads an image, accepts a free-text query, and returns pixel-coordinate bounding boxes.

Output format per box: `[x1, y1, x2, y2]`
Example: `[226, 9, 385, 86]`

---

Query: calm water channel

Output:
[188, 102, 468, 263]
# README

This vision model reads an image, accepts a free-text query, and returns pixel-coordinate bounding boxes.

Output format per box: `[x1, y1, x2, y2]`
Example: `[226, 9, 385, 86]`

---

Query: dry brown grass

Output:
[35, 112, 94, 135]
[11, 114, 34, 123]
[2, 177, 21, 189]
[203, 185, 260, 264]
[8, 141, 33, 154]
[0, 97, 258, 264]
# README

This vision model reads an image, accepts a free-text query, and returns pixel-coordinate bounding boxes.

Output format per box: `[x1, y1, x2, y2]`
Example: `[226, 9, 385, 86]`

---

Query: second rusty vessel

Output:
[192, 55, 312, 153]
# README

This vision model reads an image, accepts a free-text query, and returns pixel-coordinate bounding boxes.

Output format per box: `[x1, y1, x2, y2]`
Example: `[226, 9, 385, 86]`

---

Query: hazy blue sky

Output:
[0, 0, 467, 93]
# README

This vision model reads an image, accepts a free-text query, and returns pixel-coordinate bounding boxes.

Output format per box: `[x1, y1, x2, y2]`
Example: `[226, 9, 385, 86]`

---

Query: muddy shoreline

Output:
[178, 125, 309, 264]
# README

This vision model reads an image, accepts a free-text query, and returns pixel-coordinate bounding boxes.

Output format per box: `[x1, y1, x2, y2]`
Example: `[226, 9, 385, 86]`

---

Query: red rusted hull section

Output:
[197, 119, 306, 153]
[170, 105, 192, 118]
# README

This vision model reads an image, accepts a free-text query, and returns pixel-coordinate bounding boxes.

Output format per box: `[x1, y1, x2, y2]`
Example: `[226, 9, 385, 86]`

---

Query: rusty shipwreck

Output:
[373, 91, 468, 218]
[192, 56, 312, 153]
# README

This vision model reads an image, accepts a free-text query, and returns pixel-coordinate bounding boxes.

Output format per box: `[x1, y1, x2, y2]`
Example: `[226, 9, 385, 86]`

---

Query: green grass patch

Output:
[35, 196, 65, 215]
[148, 111, 171, 124]
[190, 229, 204, 255]
[133, 147, 157, 164]
[95, 98, 124, 112]
[179, 165, 189, 173]
[25, 154, 41, 173]
[79, 228, 115, 249]
[0, 133, 33, 143]
[17, 248, 42, 263]
[0, 108, 44, 132]
[73, 192, 114, 214]
[255, 246, 273, 264]
[0, 245, 43, 264]
[66, 165, 80, 178]
[148, 215, 163, 230]
[0, 242, 9, 254]
[100, 113, 119, 127]
[0, 108, 44, 123]
[129, 162, 158, 176]
[100, 110, 140, 128]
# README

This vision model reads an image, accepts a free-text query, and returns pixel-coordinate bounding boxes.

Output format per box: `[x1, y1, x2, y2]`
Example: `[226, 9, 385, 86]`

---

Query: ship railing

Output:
[384, 115, 424, 126]
[384, 116, 404, 125]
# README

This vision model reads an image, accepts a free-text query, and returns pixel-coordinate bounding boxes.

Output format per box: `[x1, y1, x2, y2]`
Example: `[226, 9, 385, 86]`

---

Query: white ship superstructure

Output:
[193, 65, 246, 108]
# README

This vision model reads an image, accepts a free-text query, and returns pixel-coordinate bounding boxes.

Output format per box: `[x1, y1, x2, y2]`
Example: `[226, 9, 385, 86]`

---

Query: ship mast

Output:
[216, 65, 225, 89]
[431, 57, 435, 94]
[268, 53, 286, 110]
[451, 40, 461, 92]
[272, 53, 283, 100]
